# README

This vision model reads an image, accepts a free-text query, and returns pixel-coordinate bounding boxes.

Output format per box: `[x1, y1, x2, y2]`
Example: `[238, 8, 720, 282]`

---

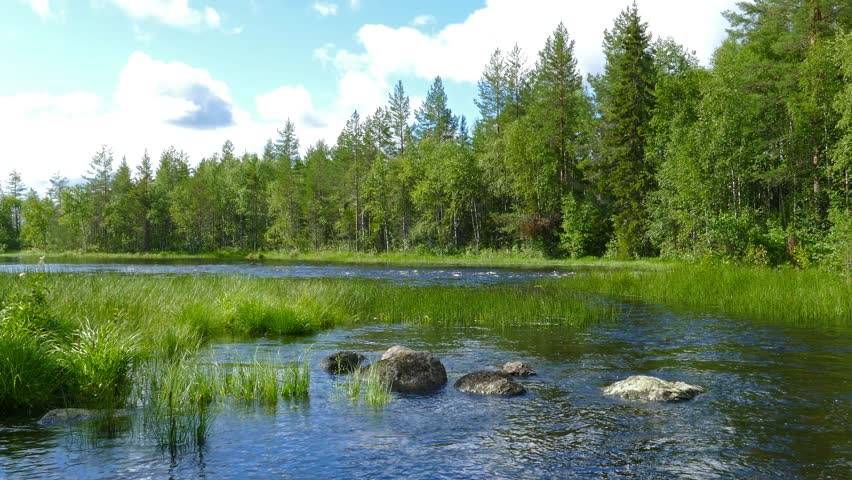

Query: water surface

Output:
[0, 257, 568, 286]
[2, 303, 849, 479]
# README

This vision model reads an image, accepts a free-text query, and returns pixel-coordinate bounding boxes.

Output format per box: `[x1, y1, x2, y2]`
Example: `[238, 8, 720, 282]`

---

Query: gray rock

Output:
[38, 408, 130, 426]
[381, 345, 415, 361]
[502, 361, 536, 377]
[455, 371, 526, 396]
[602, 375, 705, 402]
[372, 346, 447, 393]
[320, 351, 367, 374]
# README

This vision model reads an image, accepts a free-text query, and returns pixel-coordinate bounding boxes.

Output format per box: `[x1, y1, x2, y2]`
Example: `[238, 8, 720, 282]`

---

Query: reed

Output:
[280, 356, 310, 401]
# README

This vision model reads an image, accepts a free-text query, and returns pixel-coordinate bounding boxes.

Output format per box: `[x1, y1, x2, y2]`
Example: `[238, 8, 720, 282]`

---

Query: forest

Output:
[2, 1, 851, 268]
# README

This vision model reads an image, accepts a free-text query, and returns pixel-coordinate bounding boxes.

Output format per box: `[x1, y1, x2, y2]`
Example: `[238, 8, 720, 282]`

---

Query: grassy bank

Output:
[0, 273, 613, 414]
[556, 264, 851, 327]
[0, 249, 668, 270]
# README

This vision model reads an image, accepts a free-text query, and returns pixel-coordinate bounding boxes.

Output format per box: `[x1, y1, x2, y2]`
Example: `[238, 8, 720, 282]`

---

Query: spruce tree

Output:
[593, 2, 656, 257]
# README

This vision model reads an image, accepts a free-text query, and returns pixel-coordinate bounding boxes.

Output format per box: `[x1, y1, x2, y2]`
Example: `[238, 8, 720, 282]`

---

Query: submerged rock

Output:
[455, 371, 526, 396]
[602, 375, 705, 402]
[319, 351, 367, 374]
[502, 361, 536, 377]
[38, 408, 130, 426]
[372, 345, 447, 393]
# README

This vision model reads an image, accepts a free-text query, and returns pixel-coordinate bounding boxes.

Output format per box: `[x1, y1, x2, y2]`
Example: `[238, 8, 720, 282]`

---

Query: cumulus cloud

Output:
[330, 0, 737, 86]
[116, 51, 235, 129]
[312, 2, 338, 17]
[1, 52, 343, 191]
[106, 0, 223, 29]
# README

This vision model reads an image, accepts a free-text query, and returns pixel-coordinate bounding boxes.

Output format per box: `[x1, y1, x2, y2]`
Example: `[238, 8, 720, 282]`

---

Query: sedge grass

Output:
[335, 363, 391, 408]
[280, 356, 310, 401]
[556, 264, 852, 327]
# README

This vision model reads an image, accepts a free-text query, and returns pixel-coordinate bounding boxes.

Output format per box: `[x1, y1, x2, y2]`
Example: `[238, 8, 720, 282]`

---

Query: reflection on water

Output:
[1, 304, 850, 479]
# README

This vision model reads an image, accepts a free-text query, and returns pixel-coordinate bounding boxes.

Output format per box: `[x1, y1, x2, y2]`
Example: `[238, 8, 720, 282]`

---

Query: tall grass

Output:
[280, 357, 310, 401]
[0, 274, 615, 344]
[335, 363, 391, 408]
[225, 354, 281, 407]
[141, 357, 220, 451]
[558, 264, 852, 327]
[58, 317, 140, 409]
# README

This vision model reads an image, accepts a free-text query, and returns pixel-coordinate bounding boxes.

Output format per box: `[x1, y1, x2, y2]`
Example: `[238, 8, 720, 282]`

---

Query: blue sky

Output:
[2, 0, 737, 190]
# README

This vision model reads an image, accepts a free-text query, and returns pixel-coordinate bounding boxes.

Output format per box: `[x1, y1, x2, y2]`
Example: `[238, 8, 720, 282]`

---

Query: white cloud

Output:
[1, 52, 342, 191]
[313, 43, 336, 66]
[256, 86, 314, 123]
[411, 14, 435, 27]
[0, 92, 100, 118]
[312, 2, 338, 17]
[349, 0, 361, 9]
[330, 0, 737, 85]
[115, 51, 235, 126]
[106, 0, 223, 29]
[21, 0, 50, 19]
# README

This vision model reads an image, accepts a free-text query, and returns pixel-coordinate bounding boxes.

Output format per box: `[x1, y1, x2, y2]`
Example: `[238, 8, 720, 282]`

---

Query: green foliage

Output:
[4, 0, 852, 265]
[560, 195, 609, 258]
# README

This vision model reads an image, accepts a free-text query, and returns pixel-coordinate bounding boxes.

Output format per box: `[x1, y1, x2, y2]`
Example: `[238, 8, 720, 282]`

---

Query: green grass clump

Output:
[224, 353, 281, 407]
[0, 320, 59, 412]
[280, 357, 310, 401]
[141, 358, 220, 451]
[335, 364, 391, 408]
[58, 318, 141, 409]
[231, 301, 312, 336]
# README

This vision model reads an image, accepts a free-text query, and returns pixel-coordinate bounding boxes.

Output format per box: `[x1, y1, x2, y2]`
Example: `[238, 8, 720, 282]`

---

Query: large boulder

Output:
[38, 408, 130, 426]
[602, 375, 705, 402]
[455, 371, 526, 396]
[381, 345, 415, 361]
[502, 361, 536, 377]
[372, 345, 447, 394]
[320, 351, 366, 374]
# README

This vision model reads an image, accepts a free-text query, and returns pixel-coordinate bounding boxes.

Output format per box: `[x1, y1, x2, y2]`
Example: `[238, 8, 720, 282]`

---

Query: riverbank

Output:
[0, 249, 668, 270]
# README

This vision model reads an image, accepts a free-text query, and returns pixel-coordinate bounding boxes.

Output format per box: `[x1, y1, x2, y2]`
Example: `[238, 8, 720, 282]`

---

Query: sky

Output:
[1, 0, 739, 191]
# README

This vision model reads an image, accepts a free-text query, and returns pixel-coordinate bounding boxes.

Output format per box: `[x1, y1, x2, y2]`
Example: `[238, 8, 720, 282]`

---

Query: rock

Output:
[372, 346, 447, 393]
[455, 371, 526, 396]
[381, 345, 415, 361]
[602, 375, 705, 402]
[38, 408, 130, 426]
[320, 351, 366, 374]
[502, 361, 536, 377]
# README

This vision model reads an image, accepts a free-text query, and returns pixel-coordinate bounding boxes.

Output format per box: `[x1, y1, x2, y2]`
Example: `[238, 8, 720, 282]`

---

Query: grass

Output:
[225, 353, 282, 407]
[140, 357, 220, 452]
[2, 258, 848, 418]
[336, 363, 391, 408]
[280, 356, 310, 401]
[555, 263, 852, 327]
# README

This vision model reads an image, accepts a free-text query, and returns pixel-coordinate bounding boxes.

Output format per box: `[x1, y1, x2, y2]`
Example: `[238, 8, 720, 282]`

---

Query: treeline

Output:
[2, 1, 851, 267]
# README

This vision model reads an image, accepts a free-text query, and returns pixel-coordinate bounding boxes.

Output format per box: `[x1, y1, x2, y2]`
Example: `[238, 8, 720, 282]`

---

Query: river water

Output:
[0, 257, 569, 286]
[0, 262, 850, 479]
